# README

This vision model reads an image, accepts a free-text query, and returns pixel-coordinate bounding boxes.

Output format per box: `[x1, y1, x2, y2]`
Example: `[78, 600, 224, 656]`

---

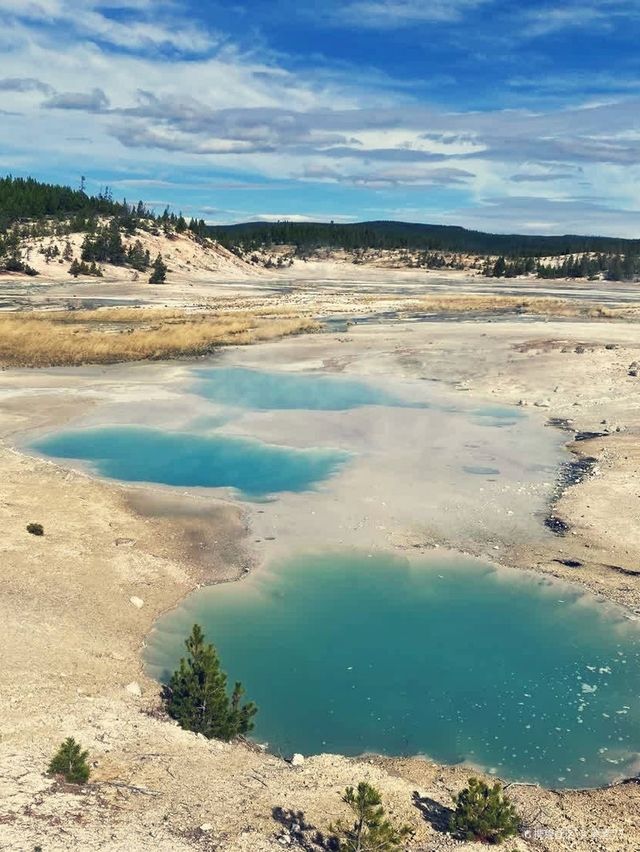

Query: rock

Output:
[125, 681, 142, 697]
[129, 596, 144, 609]
[200, 823, 213, 833]
[289, 753, 305, 767]
[115, 537, 135, 547]
[628, 361, 640, 377]
[534, 399, 551, 408]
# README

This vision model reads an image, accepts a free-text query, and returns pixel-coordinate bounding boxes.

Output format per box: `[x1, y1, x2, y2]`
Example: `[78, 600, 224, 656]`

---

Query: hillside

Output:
[0, 176, 257, 284]
[210, 219, 640, 257]
[7, 227, 260, 284]
[212, 220, 640, 282]
[2, 176, 639, 284]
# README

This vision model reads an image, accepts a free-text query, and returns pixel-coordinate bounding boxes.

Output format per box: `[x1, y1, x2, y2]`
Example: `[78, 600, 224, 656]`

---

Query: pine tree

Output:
[449, 777, 519, 844]
[127, 239, 150, 271]
[106, 219, 126, 264]
[606, 254, 624, 281]
[48, 738, 90, 784]
[166, 624, 257, 741]
[68, 258, 81, 277]
[330, 782, 412, 852]
[149, 253, 168, 284]
[492, 256, 507, 277]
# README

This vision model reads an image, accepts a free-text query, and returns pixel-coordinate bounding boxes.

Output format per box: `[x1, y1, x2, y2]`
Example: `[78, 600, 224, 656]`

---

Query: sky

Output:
[1, 0, 640, 235]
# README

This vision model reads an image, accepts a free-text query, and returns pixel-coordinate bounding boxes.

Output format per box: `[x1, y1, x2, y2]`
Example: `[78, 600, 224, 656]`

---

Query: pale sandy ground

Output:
[5, 241, 640, 311]
[1, 266, 640, 850]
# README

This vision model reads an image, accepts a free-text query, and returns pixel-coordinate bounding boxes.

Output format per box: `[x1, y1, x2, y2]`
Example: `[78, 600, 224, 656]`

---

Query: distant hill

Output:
[0, 175, 251, 281]
[1, 176, 638, 281]
[209, 220, 640, 258]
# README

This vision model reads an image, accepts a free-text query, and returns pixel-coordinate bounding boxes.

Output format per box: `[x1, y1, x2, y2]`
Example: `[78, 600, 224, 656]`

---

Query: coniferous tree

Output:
[492, 256, 507, 277]
[127, 239, 150, 271]
[149, 253, 168, 284]
[48, 738, 90, 784]
[106, 218, 126, 264]
[166, 624, 257, 741]
[449, 777, 519, 844]
[330, 782, 412, 852]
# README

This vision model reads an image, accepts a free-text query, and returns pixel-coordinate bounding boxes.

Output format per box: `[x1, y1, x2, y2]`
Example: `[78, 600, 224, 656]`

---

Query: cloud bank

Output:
[1, 0, 639, 234]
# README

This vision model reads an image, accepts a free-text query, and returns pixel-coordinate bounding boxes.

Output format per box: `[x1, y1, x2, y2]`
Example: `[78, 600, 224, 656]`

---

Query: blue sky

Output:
[1, 0, 640, 235]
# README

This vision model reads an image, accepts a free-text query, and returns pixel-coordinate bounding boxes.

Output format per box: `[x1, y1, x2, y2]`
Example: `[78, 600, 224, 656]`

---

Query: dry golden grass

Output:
[25, 305, 306, 324]
[26, 307, 191, 324]
[402, 294, 639, 319]
[0, 308, 319, 368]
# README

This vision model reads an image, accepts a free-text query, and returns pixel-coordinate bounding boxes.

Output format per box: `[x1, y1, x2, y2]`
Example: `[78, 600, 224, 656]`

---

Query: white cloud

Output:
[253, 213, 335, 223]
[1, 0, 640, 234]
[522, 1, 640, 38]
[436, 196, 640, 238]
[44, 88, 110, 112]
[0, 0, 215, 53]
[337, 0, 492, 27]
[0, 77, 53, 94]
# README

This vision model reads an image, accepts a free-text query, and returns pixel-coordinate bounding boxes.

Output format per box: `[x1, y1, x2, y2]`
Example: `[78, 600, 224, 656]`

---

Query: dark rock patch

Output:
[605, 564, 640, 578]
[545, 516, 570, 536]
[558, 456, 598, 489]
[574, 431, 607, 442]
[553, 558, 583, 568]
[547, 417, 574, 432]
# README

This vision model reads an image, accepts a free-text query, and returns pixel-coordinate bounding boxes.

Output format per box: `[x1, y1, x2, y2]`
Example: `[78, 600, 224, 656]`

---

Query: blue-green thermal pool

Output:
[28, 366, 524, 497]
[25, 363, 640, 786]
[28, 367, 420, 496]
[146, 552, 640, 788]
[192, 366, 422, 410]
[31, 426, 349, 497]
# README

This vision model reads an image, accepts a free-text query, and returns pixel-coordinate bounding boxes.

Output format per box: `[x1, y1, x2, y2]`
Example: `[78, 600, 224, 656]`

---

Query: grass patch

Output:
[402, 294, 639, 319]
[0, 307, 319, 368]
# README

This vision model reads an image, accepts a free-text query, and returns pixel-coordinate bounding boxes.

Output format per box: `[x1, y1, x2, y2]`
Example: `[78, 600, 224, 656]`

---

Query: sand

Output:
[1, 265, 640, 850]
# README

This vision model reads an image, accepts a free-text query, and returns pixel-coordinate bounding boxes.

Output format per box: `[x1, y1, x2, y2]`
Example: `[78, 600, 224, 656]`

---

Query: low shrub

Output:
[26, 522, 44, 536]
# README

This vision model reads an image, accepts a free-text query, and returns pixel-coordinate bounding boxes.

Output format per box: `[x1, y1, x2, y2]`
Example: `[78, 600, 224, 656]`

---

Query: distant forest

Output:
[0, 175, 130, 227]
[1, 176, 639, 281]
[0, 175, 205, 232]
[209, 220, 640, 258]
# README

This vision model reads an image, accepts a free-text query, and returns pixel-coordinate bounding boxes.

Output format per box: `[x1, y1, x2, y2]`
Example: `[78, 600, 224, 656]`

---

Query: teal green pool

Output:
[192, 366, 423, 410]
[31, 426, 349, 497]
[146, 552, 640, 788]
